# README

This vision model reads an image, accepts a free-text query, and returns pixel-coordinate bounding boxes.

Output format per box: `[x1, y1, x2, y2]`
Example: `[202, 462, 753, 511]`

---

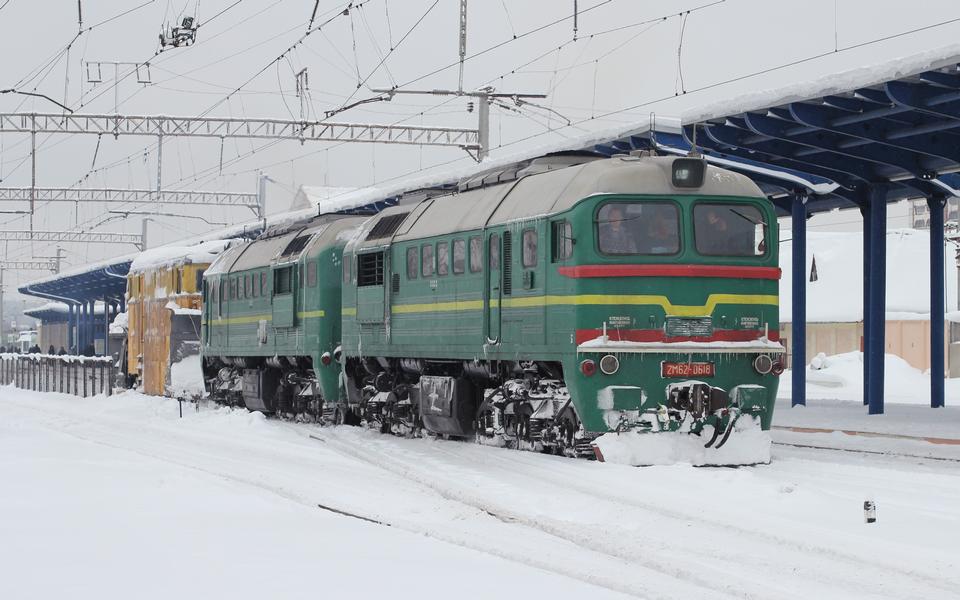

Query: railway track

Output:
[772, 440, 960, 463]
[771, 425, 960, 463]
[312, 425, 960, 600]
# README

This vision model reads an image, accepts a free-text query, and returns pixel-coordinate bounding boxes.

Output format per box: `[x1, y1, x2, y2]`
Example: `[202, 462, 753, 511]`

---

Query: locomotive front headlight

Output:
[599, 354, 620, 375]
[579, 359, 597, 377]
[753, 354, 773, 375]
[672, 157, 706, 188]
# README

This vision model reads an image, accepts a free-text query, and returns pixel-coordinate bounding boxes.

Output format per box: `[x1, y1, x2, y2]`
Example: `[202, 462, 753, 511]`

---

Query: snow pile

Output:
[129, 239, 236, 273]
[168, 354, 204, 397]
[164, 301, 201, 316]
[109, 311, 128, 335]
[592, 416, 771, 466]
[779, 350, 960, 404]
[780, 229, 959, 322]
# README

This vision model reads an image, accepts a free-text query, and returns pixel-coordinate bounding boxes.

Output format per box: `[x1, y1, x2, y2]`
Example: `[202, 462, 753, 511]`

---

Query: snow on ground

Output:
[2, 386, 958, 600]
[778, 350, 960, 405]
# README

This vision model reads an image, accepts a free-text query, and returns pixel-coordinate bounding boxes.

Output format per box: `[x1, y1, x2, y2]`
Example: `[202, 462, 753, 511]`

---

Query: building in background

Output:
[910, 197, 960, 230]
[779, 229, 960, 377]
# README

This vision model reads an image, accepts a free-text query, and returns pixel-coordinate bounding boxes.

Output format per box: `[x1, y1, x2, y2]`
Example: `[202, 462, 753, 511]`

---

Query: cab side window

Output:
[421, 244, 434, 277]
[469, 236, 482, 273]
[522, 229, 538, 268]
[453, 239, 465, 274]
[551, 220, 573, 262]
[437, 241, 449, 276]
[406, 247, 418, 279]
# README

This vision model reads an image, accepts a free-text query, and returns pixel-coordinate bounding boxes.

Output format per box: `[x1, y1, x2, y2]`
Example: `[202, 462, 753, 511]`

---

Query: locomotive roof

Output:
[349, 156, 764, 249]
[205, 215, 366, 276]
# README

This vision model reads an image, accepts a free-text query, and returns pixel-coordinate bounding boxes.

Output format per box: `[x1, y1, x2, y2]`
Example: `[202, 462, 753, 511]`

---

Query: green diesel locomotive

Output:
[202, 153, 784, 461]
[201, 215, 364, 416]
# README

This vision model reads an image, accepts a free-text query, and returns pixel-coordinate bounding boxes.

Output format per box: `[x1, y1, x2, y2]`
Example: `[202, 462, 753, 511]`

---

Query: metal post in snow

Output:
[791, 194, 808, 407]
[928, 195, 946, 408]
[860, 200, 872, 407]
[867, 186, 887, 415]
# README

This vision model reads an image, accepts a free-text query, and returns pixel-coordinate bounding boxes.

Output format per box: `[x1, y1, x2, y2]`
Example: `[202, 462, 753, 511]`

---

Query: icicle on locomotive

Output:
[200, 153, 784, 464]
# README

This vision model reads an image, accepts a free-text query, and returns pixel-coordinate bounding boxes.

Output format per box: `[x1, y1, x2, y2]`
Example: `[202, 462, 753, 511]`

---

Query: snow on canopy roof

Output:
[683, 42, 960, 123]
[129, 239, 235, 273]
[780, 229, 959, 323]
[25, 302, 70, 315]
[25, 301, 108, 316]
[25, 253, 135, 289]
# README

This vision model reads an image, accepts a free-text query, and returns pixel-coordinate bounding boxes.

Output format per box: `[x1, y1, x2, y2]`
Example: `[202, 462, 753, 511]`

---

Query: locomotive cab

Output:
[561, 156, 783, 445]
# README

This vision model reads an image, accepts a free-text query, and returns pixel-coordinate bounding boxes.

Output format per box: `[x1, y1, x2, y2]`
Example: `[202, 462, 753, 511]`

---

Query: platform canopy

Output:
[589, 45, 960, 215]
[20, 258, 132, 304]
[587, 47, 960, 414]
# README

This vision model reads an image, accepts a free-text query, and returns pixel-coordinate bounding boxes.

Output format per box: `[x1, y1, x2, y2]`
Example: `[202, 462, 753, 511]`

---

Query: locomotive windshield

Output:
[597, 202, 679, 255]
[693, 203, 767, 257]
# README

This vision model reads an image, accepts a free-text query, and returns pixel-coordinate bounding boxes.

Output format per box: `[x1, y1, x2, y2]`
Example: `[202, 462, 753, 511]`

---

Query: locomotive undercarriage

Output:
[344, 357, 597, 458]
[202, 356, 325, 421]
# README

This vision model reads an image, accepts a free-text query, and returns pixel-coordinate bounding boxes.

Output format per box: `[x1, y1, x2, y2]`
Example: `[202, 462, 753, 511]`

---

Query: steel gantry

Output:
[0, 112, 482, 233]
[0, 260, 59, 349]
[0, 187, 260, 209]
[0, 230, 143, 247]
[0, 113, 481, 149]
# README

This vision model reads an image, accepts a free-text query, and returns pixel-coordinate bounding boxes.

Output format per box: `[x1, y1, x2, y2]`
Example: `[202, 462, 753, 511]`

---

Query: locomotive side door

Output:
[485, 232, 501, 344]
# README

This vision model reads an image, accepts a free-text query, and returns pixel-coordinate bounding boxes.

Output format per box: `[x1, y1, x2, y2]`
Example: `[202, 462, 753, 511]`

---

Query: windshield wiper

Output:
[730, 208, 767, 227]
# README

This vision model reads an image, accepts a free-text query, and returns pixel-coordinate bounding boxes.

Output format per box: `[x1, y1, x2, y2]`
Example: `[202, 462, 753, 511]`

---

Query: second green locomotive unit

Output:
[201, 153, 784, 459]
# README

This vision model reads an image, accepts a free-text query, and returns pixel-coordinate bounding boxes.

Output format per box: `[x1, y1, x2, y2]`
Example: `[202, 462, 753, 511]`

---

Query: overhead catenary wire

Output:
[675, 10, 689, 94]
[331, 0, 441, 113]
[8, 2, 960, 264]
[195, 0, 372, 119]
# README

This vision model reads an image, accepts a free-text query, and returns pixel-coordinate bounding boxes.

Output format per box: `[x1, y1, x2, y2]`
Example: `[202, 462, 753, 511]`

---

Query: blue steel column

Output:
[78, 303, 84, 353]
[928, 195, 946, 408]
[867, 186, 887, 415]
[68, 303, 75, 353]
[103, 296, 110, 357]
[89, 300, 96, 354]
[860, 202, 872, 406]
[791, 194, 807, 407]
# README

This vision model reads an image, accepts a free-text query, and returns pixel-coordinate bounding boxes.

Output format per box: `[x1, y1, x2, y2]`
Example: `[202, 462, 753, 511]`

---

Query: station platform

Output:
[771, 397, 960, 462]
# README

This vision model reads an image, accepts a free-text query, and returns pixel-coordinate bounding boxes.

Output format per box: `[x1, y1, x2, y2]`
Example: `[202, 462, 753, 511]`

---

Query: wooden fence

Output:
[0, 354, 115, 397]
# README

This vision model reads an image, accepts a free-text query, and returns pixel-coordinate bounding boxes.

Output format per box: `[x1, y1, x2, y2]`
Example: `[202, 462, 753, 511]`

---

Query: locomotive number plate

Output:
[661, 361, 715, 378]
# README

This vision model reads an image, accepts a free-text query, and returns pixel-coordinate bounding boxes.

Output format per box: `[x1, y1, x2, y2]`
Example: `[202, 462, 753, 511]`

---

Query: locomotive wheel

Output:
[474, 403, 496, 441]
[556, 407, 580, 455]
[515, 404, 533, 442]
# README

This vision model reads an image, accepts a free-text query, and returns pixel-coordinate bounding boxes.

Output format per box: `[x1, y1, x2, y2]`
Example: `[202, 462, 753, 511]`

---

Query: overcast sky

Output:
[2, 0, 960, 300]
